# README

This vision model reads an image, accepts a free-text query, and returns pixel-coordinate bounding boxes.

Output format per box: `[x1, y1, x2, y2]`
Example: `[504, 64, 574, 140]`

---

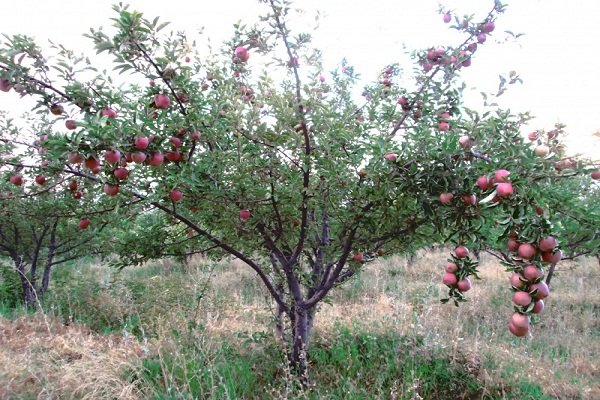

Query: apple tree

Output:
[1, 0, 599, 379]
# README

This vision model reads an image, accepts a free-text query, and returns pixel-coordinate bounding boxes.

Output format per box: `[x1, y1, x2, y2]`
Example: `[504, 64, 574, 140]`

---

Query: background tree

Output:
[0, 0, 598, 380]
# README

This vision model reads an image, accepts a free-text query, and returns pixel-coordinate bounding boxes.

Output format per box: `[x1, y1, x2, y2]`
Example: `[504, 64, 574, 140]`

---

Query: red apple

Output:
[78, 218, 91, 230]
[169, 189, 183, 202]
[9, 174, 23, 186]
[102, 108, 117, 119]
[496, 182, 513, 197]
[476, 176, 492, 191]
[65, 120, 77, 130]
[512, 291, 532, 307]
[511, 312, 530, 329]
[239, 209, 251, 221]
[439, 192, 454, 205]
[135, 136, 150, 150]
[445, 262, 458, 273]
[507, 239, 520, 252]
[190, 131, 201, 141]
[73, 191, 83, 199]
[84, 157, 100, 170]
[103, 183, 119, 196]
[0, 79, 11, 92]
[482, 21, 495, 33]
[494, 169, 510, 182]
[527, 131, 539, 141]
[534, 145, 549, 157]
[438, 121, 450, 131]
[541, 250, 562, 264]
[538, 236, 557, 252]
[104, 149, 121, 164]
[455, 246, 469, 258]
[234, 46, 250, 62]
[384, 153, 398, 161]
[113, 167, 129, 180]
[510, 273, 526, 289]
[462, 194, 477, 206]
[457, 278, 472, 292]
[154, 94, 170, 109]
[443, 13, 451, 23]
[35, 175, 46, 185]
[458, 135, 472, 149]
[508, 321, 529, 337]
[165, 152, 183, 162]
[169, 137, 182, 148]
[532, 300, 544, 314]
[517, 243, 537, 259]
[148, 152, 164, 167]
[132, 152, 147, 164]
[477, 33, 487, 43]
[68, 181, 78, 191]
[591, 171, 600, 180]
[530, 281, 549, 300]
[442, 273, 457, 286]
[523, 265, 543, 282]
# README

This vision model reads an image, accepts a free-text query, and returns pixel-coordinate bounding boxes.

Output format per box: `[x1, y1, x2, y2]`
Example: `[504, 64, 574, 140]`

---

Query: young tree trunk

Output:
[13, 257, 35, 307]
[289, 304, 312, 384]
[545, 263, 557, 287]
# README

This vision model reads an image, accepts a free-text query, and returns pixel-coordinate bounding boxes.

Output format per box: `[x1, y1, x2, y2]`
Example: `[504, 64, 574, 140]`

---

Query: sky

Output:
[1, 0, 599, 158]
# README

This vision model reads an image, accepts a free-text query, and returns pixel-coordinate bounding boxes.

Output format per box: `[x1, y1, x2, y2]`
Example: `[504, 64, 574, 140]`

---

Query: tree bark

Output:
[545, 263, 557, 287]
[290, 305, 312, 385]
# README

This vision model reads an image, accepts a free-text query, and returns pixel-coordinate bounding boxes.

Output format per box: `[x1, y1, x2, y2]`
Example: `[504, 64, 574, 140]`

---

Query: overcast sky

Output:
[1, 0, 598, 158]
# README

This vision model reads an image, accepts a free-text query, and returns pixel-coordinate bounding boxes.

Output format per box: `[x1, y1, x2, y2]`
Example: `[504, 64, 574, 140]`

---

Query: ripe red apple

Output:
[78, 218, 91, 230]
[132, 152, 147, 164]
[384, 153, 398, 161]
[507, 239, 520, 252]
[510, 273, 527, 289]
[457, 278, 472, 292]
[169, 189, 183, 202]
[511, 312, 530, 329]
[512, 291, 532, 307]
[508, 321, 529, 337]
[530, 281, 549, 300]
[443, 13, 451, 23]
[84, 157, 100, 170]
[113, 167, 129, 180]
[104, 149, 121, 164]
[422, 62, 433, 72]
[68, 181, 78, 191]
[9, 174, 23, 186]
[534, 205, 545, 216]
[50, 104, 64, 115]
[439, 192, 454, 205]
[482, 21, 495, 33]
[467, 42, 477, 52]
[35, 175, 46, 185]
[532, 300, 544, 314]
[185, 56, 191, 63]
[455, 246, 469, 258]
[67, 152, 84, 164]
[527, 131, 539, 141]
[476, 176, 492, 191]
[103, 183, 119, 196]
[154, 94, 170, 109]
[462, 194, 477, 206]
[169, 137, 182, 148]
[234, 46, 250, 62]
[73, 191, 83, 199]
[523, 265, 543, 282]
[534, 145, 549, 157]
[148, 152, 164, 167]
[239, 209, 251, 221]
[458, 135, 472, 149]
[541, 250, 562, 264]
[477, 33, 487, 43]
[190, 131, 201, 141]
[538, 236, 557, 252]
[0, 79, 11, 92]
[91, 166, 101, 174]
[494, 169, 510, 182]
[445, 262, 458, 273]
[496, 183, 513, 198]
[165, 152, 183, 162]
[591, 171, 600, 180]
[135, 136, 150, 150]
[438, 121, 450, 131]
[124, 153, 133, 163]
[442, 273, 457, 287]
[102, 108, 117, 119]
[65, 120, 77, 130]
[517, 243, 537, 259]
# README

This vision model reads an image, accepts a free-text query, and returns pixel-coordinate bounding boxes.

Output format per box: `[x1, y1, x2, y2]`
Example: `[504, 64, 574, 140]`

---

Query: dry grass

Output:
[0, 315, 146, 399]
[1, 250, 598, 399]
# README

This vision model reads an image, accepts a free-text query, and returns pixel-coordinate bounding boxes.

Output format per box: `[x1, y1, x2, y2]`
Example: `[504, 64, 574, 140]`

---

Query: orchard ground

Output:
[1, 249, 598, 399]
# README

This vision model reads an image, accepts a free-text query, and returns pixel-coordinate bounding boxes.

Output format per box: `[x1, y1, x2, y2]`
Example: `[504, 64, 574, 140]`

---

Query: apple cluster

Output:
[442, 245, 474, 296]
[506, 235, 560, 337]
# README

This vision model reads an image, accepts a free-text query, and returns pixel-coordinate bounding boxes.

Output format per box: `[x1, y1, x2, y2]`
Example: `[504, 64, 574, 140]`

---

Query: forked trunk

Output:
[288, 305, 316, 385]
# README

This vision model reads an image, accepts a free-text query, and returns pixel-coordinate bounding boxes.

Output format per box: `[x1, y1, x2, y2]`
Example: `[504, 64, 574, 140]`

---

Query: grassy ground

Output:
[0, 249, 598, 399]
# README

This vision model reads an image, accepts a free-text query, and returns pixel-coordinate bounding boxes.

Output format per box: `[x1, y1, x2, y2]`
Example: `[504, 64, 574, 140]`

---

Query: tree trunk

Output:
[290, 305, 312, 384]
[13, 257, 35, 307]
[545, 263, 557, 287]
